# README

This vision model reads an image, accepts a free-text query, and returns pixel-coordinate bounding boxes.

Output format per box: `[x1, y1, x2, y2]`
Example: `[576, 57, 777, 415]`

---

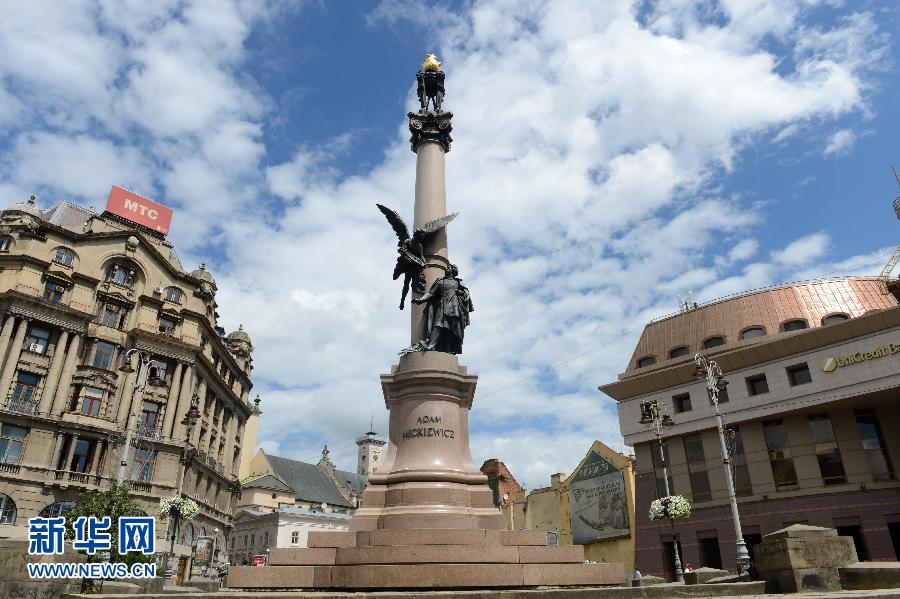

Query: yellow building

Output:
[520, 440, 636, 574]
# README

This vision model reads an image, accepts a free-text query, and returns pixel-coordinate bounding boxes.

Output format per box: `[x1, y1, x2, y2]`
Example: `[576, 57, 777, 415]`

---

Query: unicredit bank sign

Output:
[105, 186, 173, 235]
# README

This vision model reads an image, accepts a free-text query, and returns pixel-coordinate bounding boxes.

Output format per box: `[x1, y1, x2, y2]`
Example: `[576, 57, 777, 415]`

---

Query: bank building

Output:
[0, 188, 259, 572]
[601, 277, 900, 580]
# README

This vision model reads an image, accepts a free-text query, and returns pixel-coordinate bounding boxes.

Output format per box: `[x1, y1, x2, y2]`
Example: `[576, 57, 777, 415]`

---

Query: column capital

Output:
[408, 111, 453, 153]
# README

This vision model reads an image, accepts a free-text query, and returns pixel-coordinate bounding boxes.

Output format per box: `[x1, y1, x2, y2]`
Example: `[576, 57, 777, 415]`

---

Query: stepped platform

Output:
[226, 529, 623, 590]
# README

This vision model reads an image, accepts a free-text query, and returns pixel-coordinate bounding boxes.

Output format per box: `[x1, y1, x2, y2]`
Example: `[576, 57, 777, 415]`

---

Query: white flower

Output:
[648, 495, 692, 521]
[157, 496, 200, 522]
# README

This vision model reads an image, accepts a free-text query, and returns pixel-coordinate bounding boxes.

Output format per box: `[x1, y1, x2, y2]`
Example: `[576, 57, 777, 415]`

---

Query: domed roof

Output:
[5, 195, 42, 219]
[227, 324, 251, 343]
[190, 262, 216, 286]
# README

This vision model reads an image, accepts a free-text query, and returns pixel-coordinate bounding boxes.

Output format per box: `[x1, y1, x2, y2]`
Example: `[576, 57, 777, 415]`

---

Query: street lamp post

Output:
[639, 399, 684, 583]
[694, 352, 751, 578]
[164, 399, 201, 586]
[116, 350, 166, 483]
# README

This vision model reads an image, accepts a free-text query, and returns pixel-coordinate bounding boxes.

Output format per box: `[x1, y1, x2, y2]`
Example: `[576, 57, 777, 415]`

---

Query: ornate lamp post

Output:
[694, 352, 751, 578]
[117, 349, 166, 483]
[163, 400, 201, 586]
[639, 399, 684, 583]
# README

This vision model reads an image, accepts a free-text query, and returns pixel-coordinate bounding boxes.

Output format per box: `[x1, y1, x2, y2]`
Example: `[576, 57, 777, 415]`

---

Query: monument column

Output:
[408, 112, 452, 343]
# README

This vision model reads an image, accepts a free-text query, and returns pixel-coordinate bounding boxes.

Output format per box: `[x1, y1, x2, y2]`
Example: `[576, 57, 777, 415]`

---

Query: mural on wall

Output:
[568, 451, 630, 543]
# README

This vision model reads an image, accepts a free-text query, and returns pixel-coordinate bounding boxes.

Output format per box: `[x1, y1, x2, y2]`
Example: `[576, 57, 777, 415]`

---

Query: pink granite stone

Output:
[226, 565, 332, 588]
[365, 528, 498, 546]
[499, 530, 549, 546]
[518, 545, 585, 563]
[522, 563, 625, 586]
[306, 531, 356, 548]
[267, 548, 337, 566]
[335, 545, 520, 565]
[329, 563, 526, 588]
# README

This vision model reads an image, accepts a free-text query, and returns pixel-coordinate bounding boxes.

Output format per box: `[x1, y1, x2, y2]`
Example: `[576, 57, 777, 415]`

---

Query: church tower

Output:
[356, 421, 386, 476]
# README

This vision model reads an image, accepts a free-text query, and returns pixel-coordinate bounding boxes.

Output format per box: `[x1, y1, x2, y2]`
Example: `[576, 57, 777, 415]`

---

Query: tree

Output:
[66, 480, 154, 567]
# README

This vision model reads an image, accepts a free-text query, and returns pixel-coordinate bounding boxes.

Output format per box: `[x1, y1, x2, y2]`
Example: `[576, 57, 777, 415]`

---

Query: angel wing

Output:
[415, 212, 458, 237]
[376, 204, 410, 243]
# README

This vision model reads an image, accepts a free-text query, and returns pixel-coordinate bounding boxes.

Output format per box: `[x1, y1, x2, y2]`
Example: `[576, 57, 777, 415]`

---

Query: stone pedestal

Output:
[227, 354, 623, 590]
[754, 524, 857, 593]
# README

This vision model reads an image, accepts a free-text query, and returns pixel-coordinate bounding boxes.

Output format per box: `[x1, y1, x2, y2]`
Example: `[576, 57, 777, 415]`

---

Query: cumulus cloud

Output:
[824, 129, 856, 156]
[0, 0, 889, 488]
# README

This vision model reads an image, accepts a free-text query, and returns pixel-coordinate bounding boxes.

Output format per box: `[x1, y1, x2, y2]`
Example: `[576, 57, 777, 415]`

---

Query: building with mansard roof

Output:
[600, 277, 900, 580]
[0, 192, 259, 576]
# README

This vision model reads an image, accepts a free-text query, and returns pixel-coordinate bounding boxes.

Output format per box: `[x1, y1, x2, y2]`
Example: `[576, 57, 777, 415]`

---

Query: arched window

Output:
[0, 494, 16, 524]
[181, 522, 194, 547]
[636, 355, 657, 368]
[782, 319, 808, 332]
[0, 237, 13, 252]
[822, 313, 849, 326]
[669, 346, 690, 359]
[740, 327, 765, 340]
[165, 287, 183, 304]
[53, 248, 75, 267]
[703, 336, 725, 349]
[40, 501, 75, 518]
[105, 263, 135, 288]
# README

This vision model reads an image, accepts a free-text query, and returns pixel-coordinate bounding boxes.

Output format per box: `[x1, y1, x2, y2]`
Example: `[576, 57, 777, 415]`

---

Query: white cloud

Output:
[771, 232, 830, 265]
[0, 0, 888, 488]
[824, 128, 856, 156]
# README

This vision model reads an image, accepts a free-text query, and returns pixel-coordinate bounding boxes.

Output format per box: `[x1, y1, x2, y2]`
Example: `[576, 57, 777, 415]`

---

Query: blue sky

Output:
[0, 0, 897, 488]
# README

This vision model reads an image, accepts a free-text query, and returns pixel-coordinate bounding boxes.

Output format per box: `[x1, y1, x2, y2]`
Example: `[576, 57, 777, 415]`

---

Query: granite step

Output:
[307, 528, 550, 549]
[270, 544, 585, 566]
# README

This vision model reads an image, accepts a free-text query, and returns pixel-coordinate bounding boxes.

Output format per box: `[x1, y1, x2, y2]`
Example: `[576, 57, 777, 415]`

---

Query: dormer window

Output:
[636, 355, 657, 369]
[669, 346, 690, 359]
[782, 319, 807, 332]
[703, 336, 725, 349]
[53, 248, 75, 267]
[105, 263, 135, 288]
[740, 327, 765, 340]
[822, 313, 849, 326]
[165, 287, 183, 304]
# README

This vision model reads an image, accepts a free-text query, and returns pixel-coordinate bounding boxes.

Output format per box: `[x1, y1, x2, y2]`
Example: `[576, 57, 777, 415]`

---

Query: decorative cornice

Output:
[408, 111, 453, 153]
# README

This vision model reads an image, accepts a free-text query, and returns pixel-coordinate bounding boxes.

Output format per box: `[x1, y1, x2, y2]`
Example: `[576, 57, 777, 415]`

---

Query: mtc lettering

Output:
[123, 199, 159, 220]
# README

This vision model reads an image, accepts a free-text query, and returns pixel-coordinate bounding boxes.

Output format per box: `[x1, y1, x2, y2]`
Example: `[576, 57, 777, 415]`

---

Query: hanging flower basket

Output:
[649, 495, 692, 521]
[157, 496, 199, 522]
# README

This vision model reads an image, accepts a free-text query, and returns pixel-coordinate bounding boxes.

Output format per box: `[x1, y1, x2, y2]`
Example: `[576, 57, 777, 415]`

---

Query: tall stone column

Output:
[0, 314, 16, 367]
[63, 434, 79, 473]
[408, 113, 452, 343]
[0, 317, 28, 401]
[172, 365, 195, 441]
[50, 333, 81, 415]
[351, 107, 502, 531]
[162, 362, 184, 437]
[48, 431, 65, 469]
[40, 329, 70, 413]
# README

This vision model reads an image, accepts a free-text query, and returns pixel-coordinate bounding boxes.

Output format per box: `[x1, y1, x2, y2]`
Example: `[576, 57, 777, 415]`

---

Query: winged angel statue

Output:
[376, 204, 457, 309]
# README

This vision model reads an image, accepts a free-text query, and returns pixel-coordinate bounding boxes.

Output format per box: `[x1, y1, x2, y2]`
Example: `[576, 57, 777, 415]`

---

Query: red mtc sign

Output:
[105, 185, 173, 235]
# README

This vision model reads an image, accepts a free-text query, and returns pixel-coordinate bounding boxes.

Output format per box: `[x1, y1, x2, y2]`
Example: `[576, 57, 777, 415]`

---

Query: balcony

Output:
[3, 400, 41, 416]
[127, 480, 152, 493]
[135, 424, 165, 441]
[48, 470, 102, 488]
[0, 463, 20, 475]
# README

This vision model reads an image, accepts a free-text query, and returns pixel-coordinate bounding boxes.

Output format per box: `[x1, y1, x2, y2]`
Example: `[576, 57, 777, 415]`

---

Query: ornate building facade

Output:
[0, 195, 258, 559]
[601, 278, 900, 579]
